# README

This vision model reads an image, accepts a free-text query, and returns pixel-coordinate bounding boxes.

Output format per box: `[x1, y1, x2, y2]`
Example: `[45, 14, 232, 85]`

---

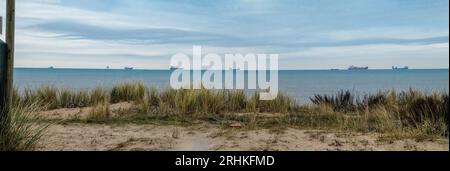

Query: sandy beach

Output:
[38, 123, 449, 151]
[36, 103, 449, 151]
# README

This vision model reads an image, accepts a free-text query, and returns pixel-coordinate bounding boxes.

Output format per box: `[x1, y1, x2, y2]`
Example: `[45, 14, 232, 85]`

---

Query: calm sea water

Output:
[14, 68, 449, 103]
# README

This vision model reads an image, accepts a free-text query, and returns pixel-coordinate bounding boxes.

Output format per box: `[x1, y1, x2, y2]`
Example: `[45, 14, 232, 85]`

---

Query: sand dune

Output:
[38, 123, 449, 151]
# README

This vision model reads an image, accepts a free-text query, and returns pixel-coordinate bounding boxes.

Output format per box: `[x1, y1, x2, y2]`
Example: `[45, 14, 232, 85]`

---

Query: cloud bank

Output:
[2, 0, 448, 69]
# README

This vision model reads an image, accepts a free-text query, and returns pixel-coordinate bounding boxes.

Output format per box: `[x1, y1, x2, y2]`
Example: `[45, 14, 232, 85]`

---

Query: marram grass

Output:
[3, 82, 447, 151]
[10, 82, 449, 139]
[87, 100, 111, 122]
[0, 103, 49, 151]
[110, 81, 146, 103]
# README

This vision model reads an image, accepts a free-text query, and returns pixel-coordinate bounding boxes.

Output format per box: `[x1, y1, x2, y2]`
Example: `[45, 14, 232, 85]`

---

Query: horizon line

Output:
[13, 67, 450, 71]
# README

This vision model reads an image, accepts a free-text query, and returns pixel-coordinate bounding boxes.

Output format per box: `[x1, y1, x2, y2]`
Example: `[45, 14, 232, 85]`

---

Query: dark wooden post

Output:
[0, 0, 15, 122]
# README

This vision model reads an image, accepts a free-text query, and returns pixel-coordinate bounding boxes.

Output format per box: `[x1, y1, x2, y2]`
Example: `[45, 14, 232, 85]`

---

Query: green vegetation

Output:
[0, 103, 49, 151]
[7, 82, 449, 145]
[59, 89, 90, 108]
[87, 100, 111, 122]
[110, 81, 146, 103]
[310, 90, 449, 137]
[89, 87, 110, 106]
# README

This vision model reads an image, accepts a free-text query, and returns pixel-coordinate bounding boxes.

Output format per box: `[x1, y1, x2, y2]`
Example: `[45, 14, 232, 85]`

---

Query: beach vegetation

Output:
[0, 102, 49, 151]
[10, 82, 448, 140]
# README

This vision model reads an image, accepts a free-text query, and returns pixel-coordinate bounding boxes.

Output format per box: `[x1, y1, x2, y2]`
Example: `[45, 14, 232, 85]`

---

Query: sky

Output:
[1, 0, 449, 69]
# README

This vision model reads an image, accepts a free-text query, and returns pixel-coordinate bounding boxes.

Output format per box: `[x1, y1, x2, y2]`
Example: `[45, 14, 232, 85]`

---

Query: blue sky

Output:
[2, 0, 449, 69]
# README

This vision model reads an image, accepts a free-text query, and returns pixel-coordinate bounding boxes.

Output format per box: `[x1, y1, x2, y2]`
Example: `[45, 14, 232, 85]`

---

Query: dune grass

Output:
[110, 81, 146, 103]
[3, 81, 446, 151]
[13, 85, 111, 110]
[87, 100, 111, 122]
[59, 89, 90, 108]
[309, 89, 449, 138]
[11, 82, 449, 139]
[0, 103, 49, 151]
[89, 87, 110, 106]
[134, 88, 298, 116]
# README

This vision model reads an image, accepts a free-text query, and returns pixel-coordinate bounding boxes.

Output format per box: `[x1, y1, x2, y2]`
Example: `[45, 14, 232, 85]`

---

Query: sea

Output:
[14, 68, 449, 103]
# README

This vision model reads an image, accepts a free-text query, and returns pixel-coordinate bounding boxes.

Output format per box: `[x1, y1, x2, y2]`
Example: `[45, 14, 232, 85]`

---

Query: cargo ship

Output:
[392, 66, 409, 70]
[348, 65, 369, 70]
[170, 66, 183, 71]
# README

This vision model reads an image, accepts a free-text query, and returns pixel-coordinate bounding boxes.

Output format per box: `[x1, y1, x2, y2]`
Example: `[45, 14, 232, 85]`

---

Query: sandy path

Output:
[38, 123, 449, 151]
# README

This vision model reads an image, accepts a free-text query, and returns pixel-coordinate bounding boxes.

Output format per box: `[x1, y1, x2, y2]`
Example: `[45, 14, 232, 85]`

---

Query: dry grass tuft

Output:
[0, 103, 49, 151]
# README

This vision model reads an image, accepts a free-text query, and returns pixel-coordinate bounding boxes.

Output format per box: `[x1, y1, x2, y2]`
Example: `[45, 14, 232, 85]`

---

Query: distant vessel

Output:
[392, 66, 409, 70]
[348, 65, 369, 70]
[170, 66, 182, 71]
[331, 69, 340, 71]
[48, 66, 54, 69]
[124, 67, 134, 70]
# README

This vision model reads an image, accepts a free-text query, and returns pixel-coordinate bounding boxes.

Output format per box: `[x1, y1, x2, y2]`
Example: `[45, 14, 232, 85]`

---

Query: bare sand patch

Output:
[38, 123, 449, 151]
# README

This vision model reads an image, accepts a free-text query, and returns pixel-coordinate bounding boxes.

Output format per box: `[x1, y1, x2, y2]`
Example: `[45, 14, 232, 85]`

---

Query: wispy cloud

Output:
[7, 0, 450, 69]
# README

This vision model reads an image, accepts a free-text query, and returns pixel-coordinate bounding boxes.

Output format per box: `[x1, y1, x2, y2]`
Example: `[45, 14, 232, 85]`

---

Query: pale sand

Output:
[38, 123, 449, 151]
[36, 104, 449, 151]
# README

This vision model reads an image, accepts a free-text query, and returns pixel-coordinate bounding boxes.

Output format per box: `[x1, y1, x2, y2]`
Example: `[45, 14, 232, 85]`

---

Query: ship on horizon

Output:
[348, 65, 369, 71]
[170, 66, 183, 71]
[124, 67, 134, 70]
[392, 66, 409, 70]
